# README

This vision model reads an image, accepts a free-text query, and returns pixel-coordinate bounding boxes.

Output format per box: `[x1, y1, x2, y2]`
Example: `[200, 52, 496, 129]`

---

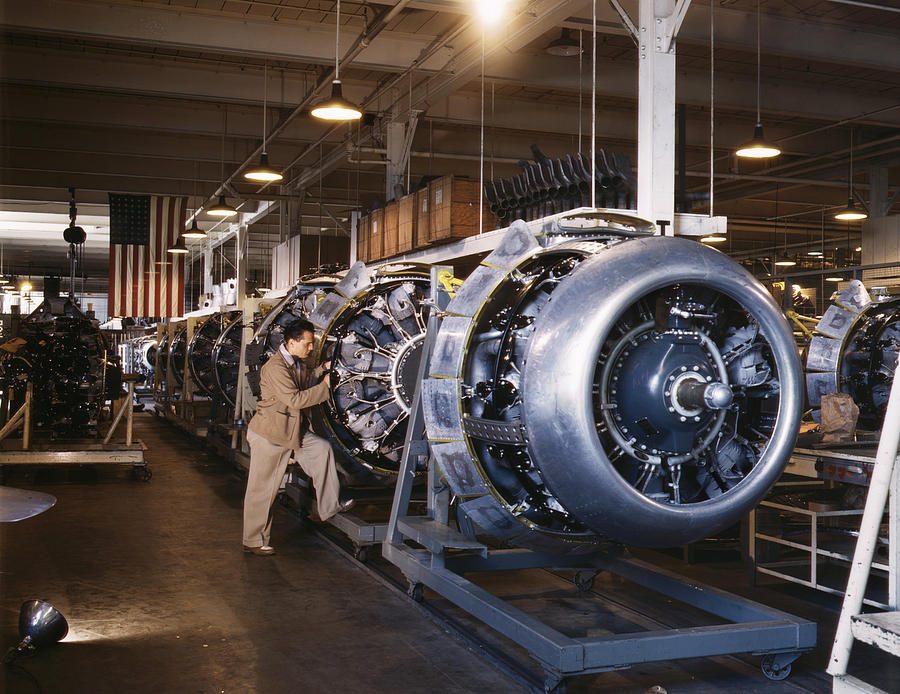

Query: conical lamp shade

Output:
[546, 29, 581, 57]
[207, 195, 238, 218]
[736, 123, 781, 159]
[182, 218, 207, 239]
[311, 81, 362, 121]
[18, 600, 68, 648]
[243, 153, 283, 182]
[774, 254, 796, 267]
[167, 235, 189, 255]
[834, 197, 867, 221]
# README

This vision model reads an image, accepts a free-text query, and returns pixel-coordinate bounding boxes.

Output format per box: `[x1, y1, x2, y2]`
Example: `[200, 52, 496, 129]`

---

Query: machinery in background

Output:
[119, 335, 157, 394]
[187, 311, 241, 404]
[806, 280, 900, 429]
[0, 297, 122, 437]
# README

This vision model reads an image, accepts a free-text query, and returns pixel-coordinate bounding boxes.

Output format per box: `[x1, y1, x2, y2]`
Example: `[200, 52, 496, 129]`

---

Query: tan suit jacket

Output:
[248, 350, 330, 448]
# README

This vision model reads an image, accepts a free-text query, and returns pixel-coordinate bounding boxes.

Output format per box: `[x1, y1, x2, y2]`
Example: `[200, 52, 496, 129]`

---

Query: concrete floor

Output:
[2, 412, 898, 693]
[1, 414, 522, 694]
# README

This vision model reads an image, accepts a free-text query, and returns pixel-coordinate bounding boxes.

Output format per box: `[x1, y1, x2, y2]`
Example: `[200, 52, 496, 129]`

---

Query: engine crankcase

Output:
[424, 219, 802, 551]
[806, 280, 900, 429]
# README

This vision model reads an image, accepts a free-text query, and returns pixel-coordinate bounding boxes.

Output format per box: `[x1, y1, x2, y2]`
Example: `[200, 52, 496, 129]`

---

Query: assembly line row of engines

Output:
[5, 210, 898, 552]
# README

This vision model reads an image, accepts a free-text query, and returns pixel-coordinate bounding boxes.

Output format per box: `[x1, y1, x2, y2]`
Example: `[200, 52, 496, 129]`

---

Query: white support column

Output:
[203, 245, 214, 296]
[637, 0, 690, 236]
[385, 115, 419, 201]
[350, 210, 360, 264]
[235, 223, 247, 305]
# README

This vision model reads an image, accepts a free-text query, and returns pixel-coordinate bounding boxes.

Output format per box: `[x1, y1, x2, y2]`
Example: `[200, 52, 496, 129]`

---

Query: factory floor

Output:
[1, 413, 898, 694]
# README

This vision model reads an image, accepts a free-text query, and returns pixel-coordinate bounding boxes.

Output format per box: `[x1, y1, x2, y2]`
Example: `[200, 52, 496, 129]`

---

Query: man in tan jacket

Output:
[242, 318, 353, 555]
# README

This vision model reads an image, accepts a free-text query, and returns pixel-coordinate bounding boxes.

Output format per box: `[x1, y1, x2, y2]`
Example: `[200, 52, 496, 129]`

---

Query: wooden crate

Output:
[356, 214, 370, 264]
[398, 194, 416, 254]
[383, 201, 399, 258]
[427, 175, 496, 243]
[369, 208, 384, 262]
[415, 188, 430, 249]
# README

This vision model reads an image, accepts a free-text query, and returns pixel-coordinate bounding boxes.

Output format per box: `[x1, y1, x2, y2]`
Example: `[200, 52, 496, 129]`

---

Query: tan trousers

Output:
[242, 430, 341, 548]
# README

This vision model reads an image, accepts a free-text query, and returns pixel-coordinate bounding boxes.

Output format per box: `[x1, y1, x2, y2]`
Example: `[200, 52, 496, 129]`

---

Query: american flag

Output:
[108, 195, 187, 318]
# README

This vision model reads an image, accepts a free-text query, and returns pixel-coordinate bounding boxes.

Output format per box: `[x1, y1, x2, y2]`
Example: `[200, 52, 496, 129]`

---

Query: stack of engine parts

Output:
[0, 298, 122, 437]
[806, 280, 900, 430]
[484, 146, 635, 224]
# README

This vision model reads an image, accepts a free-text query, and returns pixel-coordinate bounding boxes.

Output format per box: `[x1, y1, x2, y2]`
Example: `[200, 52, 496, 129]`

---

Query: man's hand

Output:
[321, 360, 332, 371]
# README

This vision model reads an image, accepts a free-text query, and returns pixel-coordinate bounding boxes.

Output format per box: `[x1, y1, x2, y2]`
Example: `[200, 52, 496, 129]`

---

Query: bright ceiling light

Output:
[736, 124, 781, 159]
[473, 0, 508, 25]
[207, 195, 238, 218]
[834, 197, 867, 221]
[311, 1, 363, 122]
[244, 63, 284, 180]
[825, 276, 845, 282]
[243, 153, 283, 182]
[734, 2, 780, 160]
[311, 81, 362, 121]
[20, 281, 32, 293]
[167, 235, 189, 255]
[855, 246, 862, 252]
[774, 256, 796, 267]
[807, 250, 823, 256]
[182, 218, 208, 239]
[700, 234, 727, 244]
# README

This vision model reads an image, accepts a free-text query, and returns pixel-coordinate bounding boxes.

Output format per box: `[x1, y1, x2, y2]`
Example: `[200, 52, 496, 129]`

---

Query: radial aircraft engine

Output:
[422, 212, 803, 552]
[806, 280, 900, 430]
[308, 263, 432, 477]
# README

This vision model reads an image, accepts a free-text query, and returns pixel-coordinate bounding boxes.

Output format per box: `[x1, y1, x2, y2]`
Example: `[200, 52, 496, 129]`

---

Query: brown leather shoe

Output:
[243, 544, 276, 556]
[338, 498, 356, 513]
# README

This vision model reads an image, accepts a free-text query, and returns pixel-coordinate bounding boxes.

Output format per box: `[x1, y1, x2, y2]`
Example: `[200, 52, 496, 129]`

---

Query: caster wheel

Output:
[761, 654, 792, 681]
[407, 581, 424, 603]
[573, 570, 596, 593]
[353, 545, 369, 563]
[134, 467, 152, 482]
[543, 674, 566, 694]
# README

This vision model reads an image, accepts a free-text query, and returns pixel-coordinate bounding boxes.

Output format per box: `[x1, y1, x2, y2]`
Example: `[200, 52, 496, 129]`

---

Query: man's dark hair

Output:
[283, 319, 316, 343]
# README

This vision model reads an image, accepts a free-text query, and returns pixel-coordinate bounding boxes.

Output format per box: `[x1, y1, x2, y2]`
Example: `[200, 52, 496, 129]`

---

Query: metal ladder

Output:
[829, 351, 900, 693]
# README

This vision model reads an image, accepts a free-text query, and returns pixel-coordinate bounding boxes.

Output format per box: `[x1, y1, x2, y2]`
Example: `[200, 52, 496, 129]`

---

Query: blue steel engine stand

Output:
[381, 266, 816, 694]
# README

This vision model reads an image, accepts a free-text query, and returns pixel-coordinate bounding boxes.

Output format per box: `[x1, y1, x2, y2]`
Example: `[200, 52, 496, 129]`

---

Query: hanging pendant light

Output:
[545, 29, 581, 57]
[182, 216, 207, 239]
[167, 235, 189, 255]
[735, 0, 780, 159]
[774, 255, 796, 267]
[834, 129, 868, 221]
[207, 195, 238, 218]
[311, 0, 362, 122]
[835, 198, 867, 221]
[244, 63, 284, 182]
[700, 234, 727, 244]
